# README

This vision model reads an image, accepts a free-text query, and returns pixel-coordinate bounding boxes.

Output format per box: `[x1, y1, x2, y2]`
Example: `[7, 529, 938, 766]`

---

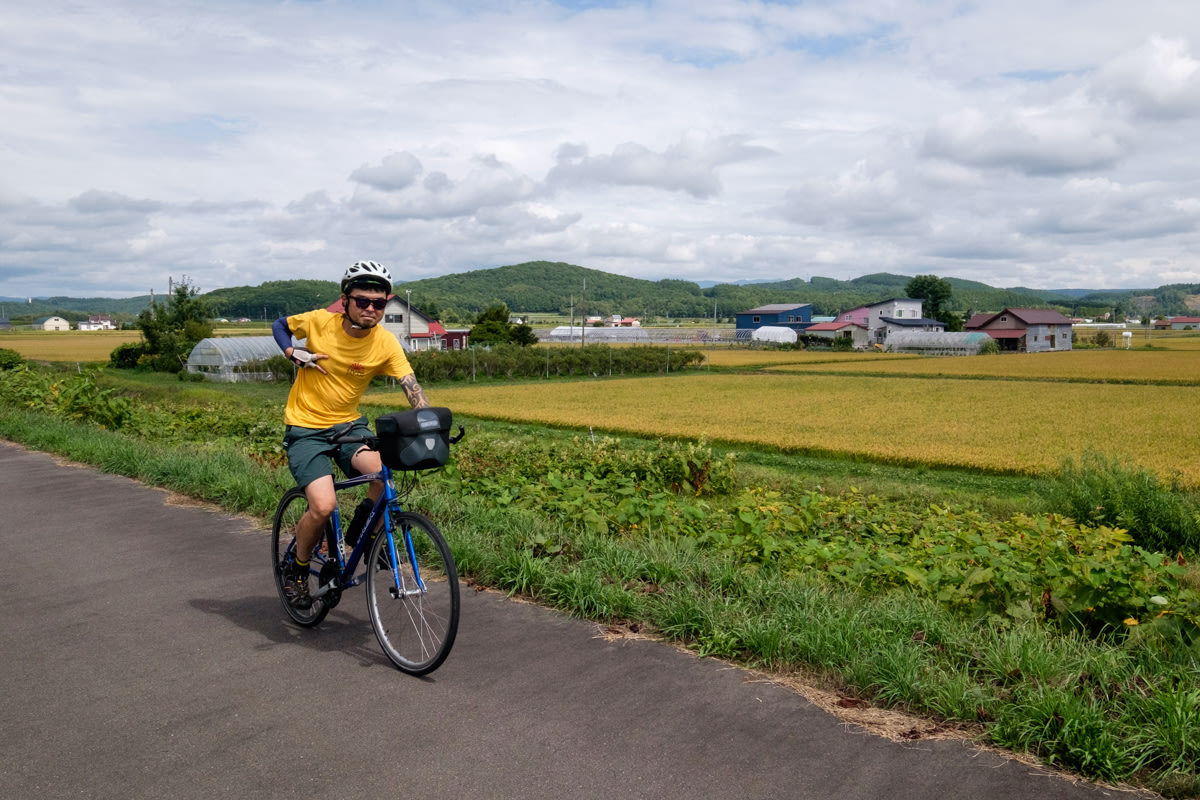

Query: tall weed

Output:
[1040, 449, 1200, 554]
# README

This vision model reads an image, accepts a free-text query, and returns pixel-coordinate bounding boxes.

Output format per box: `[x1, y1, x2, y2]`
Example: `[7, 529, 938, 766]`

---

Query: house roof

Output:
[805, 321, 866, 332]
[882, 317, 945, 327]
[865, 297, 918, 308]
[741, 303, 811, 314]
[967, 308, 1073, 328]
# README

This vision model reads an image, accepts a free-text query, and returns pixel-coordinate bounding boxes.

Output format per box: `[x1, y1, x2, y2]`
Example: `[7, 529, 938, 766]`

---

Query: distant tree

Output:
[127, 277, 214, 372]
[904, 275, 954, 321]
[511, 323, 538, 346]
[469, 303, 519, 347]
[941, 311, 965, 332]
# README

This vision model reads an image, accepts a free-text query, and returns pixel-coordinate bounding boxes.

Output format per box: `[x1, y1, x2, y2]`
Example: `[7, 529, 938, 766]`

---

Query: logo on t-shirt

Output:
[349, 362, 368, 377]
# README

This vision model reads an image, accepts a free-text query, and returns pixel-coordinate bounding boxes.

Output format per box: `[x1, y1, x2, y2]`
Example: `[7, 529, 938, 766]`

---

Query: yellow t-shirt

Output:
[283, 309, 414, 429]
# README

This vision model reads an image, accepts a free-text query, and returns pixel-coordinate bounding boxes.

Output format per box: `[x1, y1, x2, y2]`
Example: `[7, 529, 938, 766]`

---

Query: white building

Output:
[77, 314, 116, 331]
[35, 316, 70, 331]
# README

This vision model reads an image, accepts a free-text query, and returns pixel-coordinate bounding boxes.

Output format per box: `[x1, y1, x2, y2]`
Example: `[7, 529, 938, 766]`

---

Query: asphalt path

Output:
[0, 441, 1146, 800]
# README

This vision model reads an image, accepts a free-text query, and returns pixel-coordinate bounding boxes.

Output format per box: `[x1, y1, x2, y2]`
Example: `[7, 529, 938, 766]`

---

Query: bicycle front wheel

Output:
[272, 487, 333, 627]
[366, 511, 460, 675]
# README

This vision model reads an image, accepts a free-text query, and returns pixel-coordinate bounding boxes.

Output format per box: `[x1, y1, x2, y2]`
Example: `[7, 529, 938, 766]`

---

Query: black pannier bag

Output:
[374, 407, 453, 471]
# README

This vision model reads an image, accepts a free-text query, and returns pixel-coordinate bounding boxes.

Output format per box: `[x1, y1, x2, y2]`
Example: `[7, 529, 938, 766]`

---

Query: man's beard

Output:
[349, 316, 378, 330]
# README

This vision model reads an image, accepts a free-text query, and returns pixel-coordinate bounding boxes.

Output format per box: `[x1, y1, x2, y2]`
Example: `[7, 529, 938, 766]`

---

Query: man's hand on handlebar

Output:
[290, 346, 329, 374]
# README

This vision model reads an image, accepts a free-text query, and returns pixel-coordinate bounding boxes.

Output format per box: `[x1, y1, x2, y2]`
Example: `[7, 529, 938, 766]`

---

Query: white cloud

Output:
[546, 134, 775, 198]
[4, 1, 1200, 297]
[349, 153, 424, 192]
[1093, 36, 1200, 120]
[920, 104, 1130, 176]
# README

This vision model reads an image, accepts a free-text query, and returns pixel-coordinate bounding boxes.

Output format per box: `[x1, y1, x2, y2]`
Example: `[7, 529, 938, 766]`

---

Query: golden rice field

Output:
[416, 373, 1200, 485]
[0, 331, 143, 362]
[769, 347, 1200, 383]
[0, 328, 266, 362]
[700, 348, 913, 369]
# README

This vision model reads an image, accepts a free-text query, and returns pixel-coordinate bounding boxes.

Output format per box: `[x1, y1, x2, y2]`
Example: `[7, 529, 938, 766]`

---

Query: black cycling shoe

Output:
[283, 568, 313, 609]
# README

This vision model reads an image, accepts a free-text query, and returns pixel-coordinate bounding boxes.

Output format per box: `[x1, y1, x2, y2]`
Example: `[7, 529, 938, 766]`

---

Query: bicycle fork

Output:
[384, 523, 428, 599]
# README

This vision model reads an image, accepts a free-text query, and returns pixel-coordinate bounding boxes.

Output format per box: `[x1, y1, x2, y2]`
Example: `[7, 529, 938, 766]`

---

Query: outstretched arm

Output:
[399, 374, 430, 408]
[272, 317, 328, 373]
[271, 316, 294, 354]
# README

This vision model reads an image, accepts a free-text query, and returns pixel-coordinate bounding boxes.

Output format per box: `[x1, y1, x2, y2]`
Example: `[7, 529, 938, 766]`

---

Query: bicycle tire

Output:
[366, 511, 460, 675]
[271, 487, 333, 627]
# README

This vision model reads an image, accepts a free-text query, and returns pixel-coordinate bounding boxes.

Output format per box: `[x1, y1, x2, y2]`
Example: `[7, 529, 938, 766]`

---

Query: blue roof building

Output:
[735, 303, 812, 332]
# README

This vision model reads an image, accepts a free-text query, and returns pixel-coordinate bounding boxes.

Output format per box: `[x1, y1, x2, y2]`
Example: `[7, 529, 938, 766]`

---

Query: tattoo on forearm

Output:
[400, 374, 430, 408]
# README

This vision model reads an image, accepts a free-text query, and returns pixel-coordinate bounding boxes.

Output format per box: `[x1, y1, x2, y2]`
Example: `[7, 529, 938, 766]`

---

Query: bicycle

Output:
[271, 407, 464, 675]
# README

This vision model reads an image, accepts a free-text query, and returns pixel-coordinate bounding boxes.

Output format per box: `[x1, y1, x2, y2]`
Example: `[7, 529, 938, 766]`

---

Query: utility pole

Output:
[580, 278, 586, 348]
[406, 289, 412, 348]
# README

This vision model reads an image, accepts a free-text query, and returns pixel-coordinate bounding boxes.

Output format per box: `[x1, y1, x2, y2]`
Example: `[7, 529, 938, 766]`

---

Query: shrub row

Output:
[408, 343, 704, 382]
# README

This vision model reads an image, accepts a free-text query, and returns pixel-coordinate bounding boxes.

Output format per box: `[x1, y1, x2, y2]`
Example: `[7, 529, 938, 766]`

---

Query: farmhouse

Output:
[804, 320, 870, 348]
[1152, 316, 1200, 330]
[441, 328, 471, 350]
[965, 308, 1073, 352]
[77, 314, 116, 331]
[874, 314, 946, 345]
[735, 303, 812, 333]
[864, 298, 944, 346]
[34, 315, 70, 331]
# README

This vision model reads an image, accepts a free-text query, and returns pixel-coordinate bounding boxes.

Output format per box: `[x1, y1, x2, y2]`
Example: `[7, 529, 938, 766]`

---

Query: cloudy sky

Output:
[4, 1, 1200, 299]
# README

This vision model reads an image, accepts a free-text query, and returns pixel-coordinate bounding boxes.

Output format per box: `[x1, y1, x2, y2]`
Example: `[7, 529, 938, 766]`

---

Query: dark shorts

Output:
[283, 417, 373, 488]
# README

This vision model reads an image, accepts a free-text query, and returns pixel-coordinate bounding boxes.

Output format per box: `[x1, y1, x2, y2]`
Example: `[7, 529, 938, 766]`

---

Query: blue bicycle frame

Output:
[310, 465, 426, 600]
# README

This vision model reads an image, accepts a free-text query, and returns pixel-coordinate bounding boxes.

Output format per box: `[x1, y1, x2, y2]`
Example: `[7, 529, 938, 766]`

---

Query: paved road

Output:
[0, 441, 1144, 800]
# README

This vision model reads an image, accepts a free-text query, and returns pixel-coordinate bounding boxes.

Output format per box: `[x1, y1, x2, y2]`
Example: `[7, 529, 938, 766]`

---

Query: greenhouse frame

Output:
[185, 337, 287, 382]
[885, 331, 993, 356]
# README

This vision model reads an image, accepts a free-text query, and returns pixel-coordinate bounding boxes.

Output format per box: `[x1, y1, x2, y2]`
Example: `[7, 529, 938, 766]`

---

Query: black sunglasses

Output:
[349, 296, 388, 310]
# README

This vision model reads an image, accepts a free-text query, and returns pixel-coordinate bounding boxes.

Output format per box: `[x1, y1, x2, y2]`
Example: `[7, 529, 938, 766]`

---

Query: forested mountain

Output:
[395, 262, 1192, 322]
[0, 294, 157, 325]
[6, 261, 1198, 325]
[203, 279, 341, 320]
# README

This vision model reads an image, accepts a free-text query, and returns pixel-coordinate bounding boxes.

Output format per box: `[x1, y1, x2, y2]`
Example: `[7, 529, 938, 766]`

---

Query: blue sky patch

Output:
[150, 115, 249, 145]
[1001, 69, 1069, 82]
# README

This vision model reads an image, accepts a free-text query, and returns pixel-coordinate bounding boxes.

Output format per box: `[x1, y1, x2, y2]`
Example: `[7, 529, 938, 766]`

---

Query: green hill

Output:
[7, 263, 1198, 326]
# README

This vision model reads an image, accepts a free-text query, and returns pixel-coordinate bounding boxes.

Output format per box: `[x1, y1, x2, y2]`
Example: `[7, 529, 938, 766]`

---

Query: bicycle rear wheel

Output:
[366, 511, 460, 675]
[271, 487, 333, 627]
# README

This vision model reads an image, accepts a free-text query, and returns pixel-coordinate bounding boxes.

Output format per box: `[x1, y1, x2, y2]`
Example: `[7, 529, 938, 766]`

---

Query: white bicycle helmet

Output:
[341, 260, 392, 294]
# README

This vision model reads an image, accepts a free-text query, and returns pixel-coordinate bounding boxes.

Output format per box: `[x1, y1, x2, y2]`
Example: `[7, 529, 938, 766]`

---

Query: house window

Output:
[752, 315, 761, 323]
[385, 313, 404, 324]
[1000, 316, 1007, 322]
[897, 310, 903, 317]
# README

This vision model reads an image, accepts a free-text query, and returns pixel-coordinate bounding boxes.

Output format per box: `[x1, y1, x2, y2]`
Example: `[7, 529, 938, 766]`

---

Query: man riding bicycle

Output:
[272, 260, 430, 609]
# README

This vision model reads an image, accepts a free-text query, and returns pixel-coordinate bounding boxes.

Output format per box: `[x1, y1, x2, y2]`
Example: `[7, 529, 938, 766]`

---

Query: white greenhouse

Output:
[750, 326, 798, 344]
[540, 326, 654, 343]
[885, 331, 993, 356]
[186, 337, 287, 382]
